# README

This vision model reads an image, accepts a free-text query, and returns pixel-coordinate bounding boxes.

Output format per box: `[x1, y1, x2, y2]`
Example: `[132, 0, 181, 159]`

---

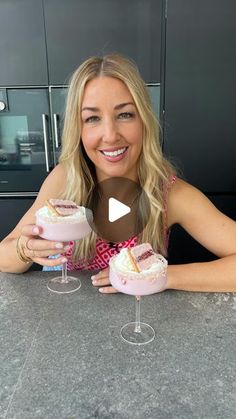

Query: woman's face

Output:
[80, 76, 143, 182]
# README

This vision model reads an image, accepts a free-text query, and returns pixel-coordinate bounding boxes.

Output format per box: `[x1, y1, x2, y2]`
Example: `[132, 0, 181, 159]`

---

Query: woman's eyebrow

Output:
[114, 102, 135, 110]
[81, 102, 135, 113]
[81, 106, 99, 112]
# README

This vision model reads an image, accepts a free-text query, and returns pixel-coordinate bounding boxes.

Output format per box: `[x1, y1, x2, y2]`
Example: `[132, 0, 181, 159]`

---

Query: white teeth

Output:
[102, 147, 127, 157]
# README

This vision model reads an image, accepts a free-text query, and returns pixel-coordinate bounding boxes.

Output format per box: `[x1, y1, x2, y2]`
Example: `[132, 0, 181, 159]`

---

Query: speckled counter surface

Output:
[0, 271, 235, 419]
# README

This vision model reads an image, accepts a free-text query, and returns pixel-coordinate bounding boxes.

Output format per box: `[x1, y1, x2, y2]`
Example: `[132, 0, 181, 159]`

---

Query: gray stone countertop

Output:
[0, 271, 235, 419]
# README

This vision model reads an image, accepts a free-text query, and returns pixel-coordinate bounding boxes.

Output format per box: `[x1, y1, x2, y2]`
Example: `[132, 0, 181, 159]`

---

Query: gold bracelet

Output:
[16, 236, 32, 264]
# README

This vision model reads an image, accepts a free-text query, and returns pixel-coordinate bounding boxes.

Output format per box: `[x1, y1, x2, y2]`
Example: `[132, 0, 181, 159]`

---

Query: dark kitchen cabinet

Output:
[0, 197, 35, 240]
[163, 0, 236, 193]
[43, 0, 163, 84]
[0, 197, 41, 269]
[0, 0, 48, 86]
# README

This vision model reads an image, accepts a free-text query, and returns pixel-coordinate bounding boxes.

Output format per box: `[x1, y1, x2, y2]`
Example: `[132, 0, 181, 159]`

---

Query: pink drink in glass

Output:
[109, 248, 167, 345]
[109, 252, 167, 296]
[109, 264, 167, 296]
[36, 210, 91, 242]
[35, 203, 92, 294]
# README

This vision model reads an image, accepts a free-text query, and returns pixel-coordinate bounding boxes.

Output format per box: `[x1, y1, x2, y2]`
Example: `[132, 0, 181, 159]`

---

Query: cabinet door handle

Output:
[53, 113, 60, 149]
[42, 114, 50, 173]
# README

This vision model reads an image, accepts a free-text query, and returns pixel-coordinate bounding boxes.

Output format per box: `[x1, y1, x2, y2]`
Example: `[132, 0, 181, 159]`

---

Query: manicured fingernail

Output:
[61, 257, 67, 263]
[91, 275, 96, 280]
[99, 288, 104, 293]
[33, 227, 39, 234]
[92, 280, 97, 285]
[55, 243, 63, 249]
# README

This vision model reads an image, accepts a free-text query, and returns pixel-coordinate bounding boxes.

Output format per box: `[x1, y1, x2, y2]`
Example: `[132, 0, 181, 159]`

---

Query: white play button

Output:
[86, 177, 151, 242]
[108, 197, 131, 222]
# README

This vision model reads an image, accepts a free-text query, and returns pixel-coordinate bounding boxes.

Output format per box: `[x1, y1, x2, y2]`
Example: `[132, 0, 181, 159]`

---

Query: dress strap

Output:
[163, 174, 177, 249]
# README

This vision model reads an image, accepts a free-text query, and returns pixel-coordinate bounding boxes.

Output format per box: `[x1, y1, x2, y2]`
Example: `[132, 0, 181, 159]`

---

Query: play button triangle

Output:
[108, 197, 131, 222]
[86, 177, 151, 242]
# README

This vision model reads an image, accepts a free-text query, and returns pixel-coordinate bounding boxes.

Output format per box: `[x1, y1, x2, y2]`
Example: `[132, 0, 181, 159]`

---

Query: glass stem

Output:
[134, 295, 141, 333]
[61, 262, 68, 283]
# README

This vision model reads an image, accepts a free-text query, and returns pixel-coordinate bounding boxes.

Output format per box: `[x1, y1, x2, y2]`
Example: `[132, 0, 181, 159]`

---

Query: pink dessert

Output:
[130, 243, 159, 271]
[35, 199, 92, 241]
[109, 243, 167, 296]
[46, 199, 80, 216]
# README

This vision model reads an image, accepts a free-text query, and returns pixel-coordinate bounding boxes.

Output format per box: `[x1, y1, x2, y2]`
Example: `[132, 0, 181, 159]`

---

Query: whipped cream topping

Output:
[36, 205, 87, 223]
[114, 248, 135, 272]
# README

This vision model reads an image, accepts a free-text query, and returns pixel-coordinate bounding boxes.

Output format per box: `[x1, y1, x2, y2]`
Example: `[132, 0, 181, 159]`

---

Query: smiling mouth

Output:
[100, 147, 128, 157]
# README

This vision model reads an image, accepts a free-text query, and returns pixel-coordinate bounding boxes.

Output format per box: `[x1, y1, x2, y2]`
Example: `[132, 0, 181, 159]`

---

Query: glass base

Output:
[47, 276, 81, 294]
[120, 322, 155, 345]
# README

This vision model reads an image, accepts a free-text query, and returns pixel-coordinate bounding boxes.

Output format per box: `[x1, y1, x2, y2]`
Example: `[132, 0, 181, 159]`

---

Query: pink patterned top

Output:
[66, 236, 138, 271]
[65, 175, 177, 271]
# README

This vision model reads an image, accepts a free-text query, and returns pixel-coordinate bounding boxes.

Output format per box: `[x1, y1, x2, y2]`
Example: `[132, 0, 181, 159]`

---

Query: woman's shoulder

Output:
[166, 177, 206, 227]
[168, 177, 206, 201]
[40, 164, 66, 192]
[49, 163, 66, 178]
[33, 164, 67, 207]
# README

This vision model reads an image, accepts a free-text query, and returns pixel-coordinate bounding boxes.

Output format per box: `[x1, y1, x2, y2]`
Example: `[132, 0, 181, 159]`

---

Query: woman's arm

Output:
[166, 179, 236, 291]
[167, 257, 236, 292]
[0, 164, 68, 273]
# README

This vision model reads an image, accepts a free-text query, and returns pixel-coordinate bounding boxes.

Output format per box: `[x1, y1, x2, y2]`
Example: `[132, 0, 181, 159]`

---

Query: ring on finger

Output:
[25, 239, 31, 251]
[26, 240, 36, 258]
[30, 249, 36, 258]
[22, 239, 33, 259]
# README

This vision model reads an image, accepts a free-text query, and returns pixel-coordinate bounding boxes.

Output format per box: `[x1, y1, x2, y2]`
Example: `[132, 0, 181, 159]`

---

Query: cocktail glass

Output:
[109, 254, 167, 345]
[36, 209, 92, 294]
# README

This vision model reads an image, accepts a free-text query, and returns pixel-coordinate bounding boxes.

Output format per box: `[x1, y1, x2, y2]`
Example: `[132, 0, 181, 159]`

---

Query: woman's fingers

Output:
[20, 224, 68, 252]
[91, 267, 118, 293]
[91, 268, 110, 286]
[20, 224, 42, 237]
[92, 267, 109, 279]
[27, 248, 67, 259]
[24, 237, 69, 252]
[98, 286, 118, 294]
[33, 255, 68, 267]
[22, 236, 66, 251]
[18, 225, 70, 264]
[91, 275, 110, 286]
[22, 242, 69, 260]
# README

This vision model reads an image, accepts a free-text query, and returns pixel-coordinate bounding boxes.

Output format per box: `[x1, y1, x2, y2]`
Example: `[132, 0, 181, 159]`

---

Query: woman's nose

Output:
[102, 119, 119, 143]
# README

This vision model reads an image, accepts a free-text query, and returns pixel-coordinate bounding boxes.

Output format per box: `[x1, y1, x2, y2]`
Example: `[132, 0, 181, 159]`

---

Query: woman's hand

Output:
[91, 267, 118, 294]
[19, 224, 69, 267]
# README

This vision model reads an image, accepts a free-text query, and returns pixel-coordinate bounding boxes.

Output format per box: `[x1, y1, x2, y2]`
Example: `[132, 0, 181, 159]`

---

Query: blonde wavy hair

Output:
[59, 54, 175, 264]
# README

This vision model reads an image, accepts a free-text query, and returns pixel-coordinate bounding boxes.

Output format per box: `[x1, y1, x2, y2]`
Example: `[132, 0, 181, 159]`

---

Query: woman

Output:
[0, 54, 236, 292]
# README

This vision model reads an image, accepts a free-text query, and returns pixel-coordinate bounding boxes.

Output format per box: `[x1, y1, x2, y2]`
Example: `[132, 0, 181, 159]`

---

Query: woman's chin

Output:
[96, 161, 138, 181]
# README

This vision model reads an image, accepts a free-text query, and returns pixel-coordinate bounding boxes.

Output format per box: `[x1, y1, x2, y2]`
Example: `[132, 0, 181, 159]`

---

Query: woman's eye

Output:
[118, 112, 134, 120]
[84, 115, 99, 123]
